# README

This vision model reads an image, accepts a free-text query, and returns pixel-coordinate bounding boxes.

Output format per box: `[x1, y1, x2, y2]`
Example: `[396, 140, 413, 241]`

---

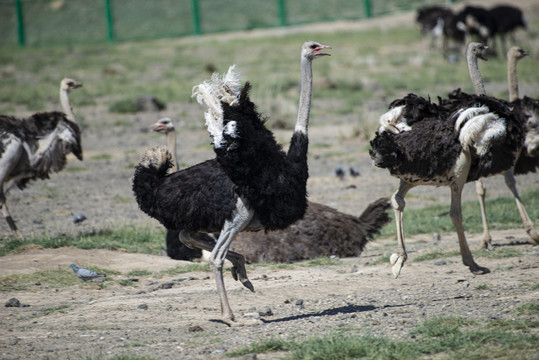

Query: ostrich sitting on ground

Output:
[369, 43, 524, 278]
[151, 117, 391, 263]
[133, 41, 331, 325]
[472, 46, 538, 248]
[0, 78, 83, 237]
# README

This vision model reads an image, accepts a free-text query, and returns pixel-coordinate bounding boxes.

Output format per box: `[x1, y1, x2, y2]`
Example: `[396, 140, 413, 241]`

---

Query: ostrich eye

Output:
[310, 44, 317, 49]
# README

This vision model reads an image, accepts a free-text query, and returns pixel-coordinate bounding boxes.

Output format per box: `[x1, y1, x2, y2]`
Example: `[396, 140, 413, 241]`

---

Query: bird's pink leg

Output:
[504, 170, 539, 245]
[179, 232, 254, 292]
[209, 200, 258, 326]
[451, 153, 489, 274]
[390, 180, 413, 278]
[475, 180, 493, 249]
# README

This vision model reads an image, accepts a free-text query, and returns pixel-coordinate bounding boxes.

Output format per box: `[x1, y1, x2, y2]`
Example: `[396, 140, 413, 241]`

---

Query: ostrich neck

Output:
[60, 89, 76, 123]
[294, 57, 313, 134]
[507, 55, 519, 102]
[467, 52, 486, 96]
[167, 130, 178, 172]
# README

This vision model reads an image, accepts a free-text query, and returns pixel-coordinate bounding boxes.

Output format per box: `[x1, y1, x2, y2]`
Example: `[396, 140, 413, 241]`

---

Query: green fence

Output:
[0, 0, 450, 47]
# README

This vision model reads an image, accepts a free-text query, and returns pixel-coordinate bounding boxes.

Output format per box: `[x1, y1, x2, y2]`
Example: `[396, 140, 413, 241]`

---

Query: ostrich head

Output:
[151, 117, 174, 134]
[60, 78, 83, 92]
[467, 42, 489, 62]
[302, 41, 332, 60]
[508, 46, 529, 61]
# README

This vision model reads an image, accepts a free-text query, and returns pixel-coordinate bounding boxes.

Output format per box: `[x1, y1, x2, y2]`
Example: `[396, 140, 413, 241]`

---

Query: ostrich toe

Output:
[390, 253, 405, 278]
[231, 266, 255, 292]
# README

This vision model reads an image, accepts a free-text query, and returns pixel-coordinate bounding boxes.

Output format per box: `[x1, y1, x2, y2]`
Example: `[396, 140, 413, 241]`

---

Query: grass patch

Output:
[412, 247, 523, 263]
[0, 269, 81, 291]
[379, 188, 539, 238]
[156, 263, 211, 277]
[228, 316, 539, 359]
[514, 302, 539, 316]
[0, 227, 167, 257]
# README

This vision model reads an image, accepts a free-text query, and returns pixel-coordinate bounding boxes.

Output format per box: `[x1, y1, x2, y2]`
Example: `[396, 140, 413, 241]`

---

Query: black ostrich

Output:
[133, 41, 331, 325]
[151, 118, 391, 264]
[475, 46, 538, 247]
[0, 78, 83, 237]
[150, 117, 204, 261]
[369, 43, 524, 278]
[488, 5, 527, 56]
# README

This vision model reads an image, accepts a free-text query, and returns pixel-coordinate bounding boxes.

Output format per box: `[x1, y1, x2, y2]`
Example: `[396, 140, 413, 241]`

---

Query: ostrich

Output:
[150, 117, 203, 260]
[369, 43, 524, 278]
[151, 118, 392, 263]
[133, 41, 331, 325]
[0, 78, 83, 237]
[473, 46, 539, 248]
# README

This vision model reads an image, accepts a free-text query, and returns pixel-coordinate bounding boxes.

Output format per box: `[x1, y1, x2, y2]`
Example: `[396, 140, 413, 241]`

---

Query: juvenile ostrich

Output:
[133, 41, 331, 324]
[0, 78, 83, 237]
[151, 119, 391, 263]
[474, 46, 539, 248]
[369, 43, 524, 278]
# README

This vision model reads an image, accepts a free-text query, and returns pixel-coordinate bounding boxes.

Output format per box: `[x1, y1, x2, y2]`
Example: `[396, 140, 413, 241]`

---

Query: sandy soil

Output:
[1, 1, 538, 358]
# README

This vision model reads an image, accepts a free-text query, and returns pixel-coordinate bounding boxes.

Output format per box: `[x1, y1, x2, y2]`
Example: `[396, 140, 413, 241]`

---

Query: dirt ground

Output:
[1, 2, 539, 359]
[0, 230, 538, 359]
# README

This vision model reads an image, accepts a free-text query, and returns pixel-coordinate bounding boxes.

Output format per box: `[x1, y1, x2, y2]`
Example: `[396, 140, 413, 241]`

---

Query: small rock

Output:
[72, 214, 87, 224]
[295, 299, 304, 306]
[258, 306, 273, 317]
[160, 282, 174, 289]
[434, 260, 447, 266]
[188, 325, 204, 332]
[138, 304, 148, 310]
[5, 298, 29, 308]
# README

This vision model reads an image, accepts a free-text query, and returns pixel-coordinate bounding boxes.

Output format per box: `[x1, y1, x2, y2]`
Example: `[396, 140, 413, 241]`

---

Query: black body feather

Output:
[133, 158, 239, 232]
[369, 92, 524, 184]
[215, 83, 308, 230]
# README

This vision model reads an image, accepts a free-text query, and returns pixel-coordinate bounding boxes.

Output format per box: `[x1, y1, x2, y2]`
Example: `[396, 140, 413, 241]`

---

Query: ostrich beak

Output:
[478, 46, 489, 61]
[151, 123, 164, 132]
[314, 45, 332, 56]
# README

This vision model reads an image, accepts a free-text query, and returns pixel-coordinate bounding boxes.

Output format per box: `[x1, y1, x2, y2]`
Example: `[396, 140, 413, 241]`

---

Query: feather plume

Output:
[192, 65, 242, 148]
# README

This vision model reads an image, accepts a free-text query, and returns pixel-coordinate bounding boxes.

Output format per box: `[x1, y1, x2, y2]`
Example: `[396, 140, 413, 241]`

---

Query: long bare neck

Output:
[166, 130, 178, 172]
[294, 56, 313, 134]
[467, 51, 486, 96]
[60, 88, 77, 123]
[507, 54, 519, 102]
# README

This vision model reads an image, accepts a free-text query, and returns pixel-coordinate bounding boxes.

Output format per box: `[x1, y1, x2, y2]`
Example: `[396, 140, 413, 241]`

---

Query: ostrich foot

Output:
[390, 253, 406, 279]
[526, 228, 539, 246]
[467, 263, 490, 275]
[481, 240, 494, 251]
[223, 316, 262, 327]
[231, 265, 255, 292]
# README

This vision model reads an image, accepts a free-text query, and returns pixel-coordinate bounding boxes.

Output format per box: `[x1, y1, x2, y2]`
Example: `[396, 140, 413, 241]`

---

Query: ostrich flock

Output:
[416, 3, 527, 57]
[1, 33, 538, 323]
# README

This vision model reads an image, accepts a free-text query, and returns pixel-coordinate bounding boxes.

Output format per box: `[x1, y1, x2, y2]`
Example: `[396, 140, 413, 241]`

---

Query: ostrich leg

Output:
[475, 179, 493, 249]
[390, 180, 414, 278]
[0, 190, 21, 238]
[451, 154, 490, 274]
[209, 198, 256, 325]
[179, 231, 254, 292]
[504, 170, 539, 245]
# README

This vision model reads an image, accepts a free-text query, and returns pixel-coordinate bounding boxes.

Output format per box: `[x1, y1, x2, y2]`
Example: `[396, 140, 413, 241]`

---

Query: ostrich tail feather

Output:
[192, 65, 242, 148]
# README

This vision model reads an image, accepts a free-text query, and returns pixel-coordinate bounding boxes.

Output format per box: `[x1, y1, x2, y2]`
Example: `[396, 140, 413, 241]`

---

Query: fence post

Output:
[363, 0, 372, 18]
[191, 0, 201, 35]
[104, 0, 115, 42]
[15, 0, 25, 47]
[277, 0, 287, 26]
